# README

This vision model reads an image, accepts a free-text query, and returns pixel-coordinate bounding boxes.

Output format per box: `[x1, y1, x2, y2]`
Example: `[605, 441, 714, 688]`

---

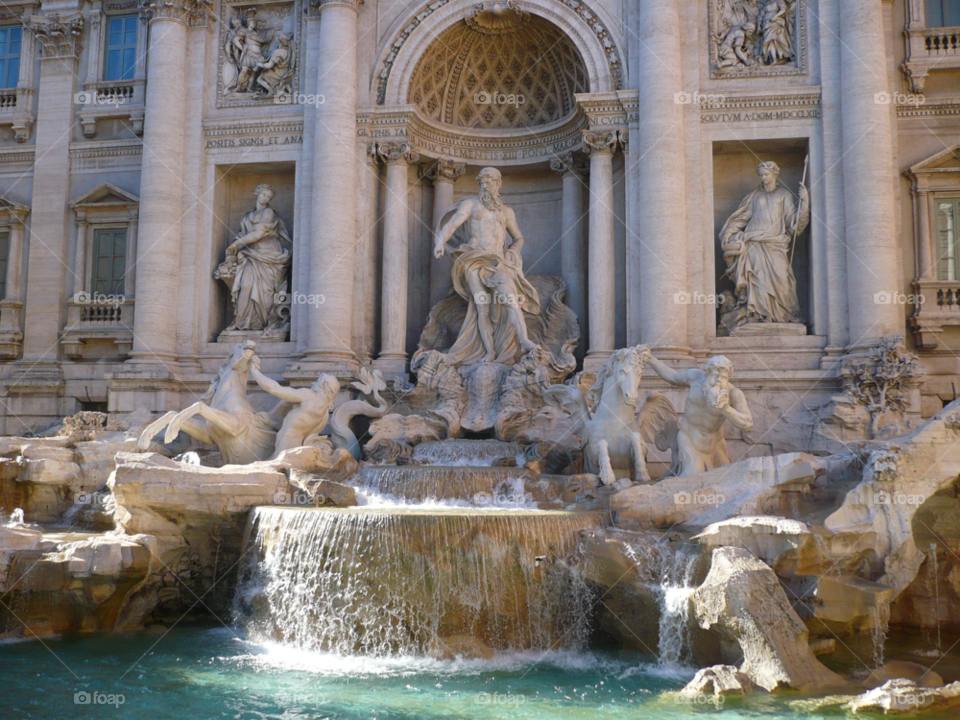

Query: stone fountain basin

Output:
[239, 506, 603, 656]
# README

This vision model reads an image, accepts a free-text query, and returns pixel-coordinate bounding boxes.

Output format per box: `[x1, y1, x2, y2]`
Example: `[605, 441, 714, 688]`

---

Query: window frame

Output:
[0, 25, 23, 91]
[102, 14, 138, 83]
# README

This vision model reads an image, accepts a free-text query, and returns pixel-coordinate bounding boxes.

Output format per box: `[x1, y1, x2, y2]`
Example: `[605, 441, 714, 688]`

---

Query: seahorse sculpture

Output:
[330, 367, 389, 460]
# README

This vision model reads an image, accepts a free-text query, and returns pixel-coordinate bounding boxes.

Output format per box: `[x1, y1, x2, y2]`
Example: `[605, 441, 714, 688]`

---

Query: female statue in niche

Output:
[216, 184, 292, 333]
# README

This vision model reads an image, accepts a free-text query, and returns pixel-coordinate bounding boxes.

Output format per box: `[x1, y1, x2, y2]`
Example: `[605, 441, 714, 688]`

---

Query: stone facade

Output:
[0, 0, 956, 461]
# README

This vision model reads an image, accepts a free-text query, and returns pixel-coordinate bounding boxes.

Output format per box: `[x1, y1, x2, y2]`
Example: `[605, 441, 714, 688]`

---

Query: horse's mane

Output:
[202, 343, 251, 403]
[586, 346, 642, 408]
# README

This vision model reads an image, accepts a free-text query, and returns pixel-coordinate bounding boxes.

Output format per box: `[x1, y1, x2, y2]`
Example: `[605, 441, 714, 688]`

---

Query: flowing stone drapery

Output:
[550, 153, 588, 343]
[20, 15, 84, 363]
[304, 0, 361, 370]
[429, 159, 464, 306]
[377, 141, 419, 376]
[129, 3, 196, 365]
[840, 0, 902, 350]
[583, 131, 617, 372]
[635, 0, 688, 356]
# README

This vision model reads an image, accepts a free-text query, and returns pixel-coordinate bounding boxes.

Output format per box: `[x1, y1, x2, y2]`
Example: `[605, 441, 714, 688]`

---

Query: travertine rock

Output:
[845, 679, 960, 714]
[681, 665, 755, 697]
[612, 452, 824, 530]
[694, 516, 827, 577]
[692, 547, 844, 691]
[861, 661, 943, 689]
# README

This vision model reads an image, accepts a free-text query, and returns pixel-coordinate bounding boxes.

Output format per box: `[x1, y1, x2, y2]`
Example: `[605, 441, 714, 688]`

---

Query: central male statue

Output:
[432, 167, 540, 365]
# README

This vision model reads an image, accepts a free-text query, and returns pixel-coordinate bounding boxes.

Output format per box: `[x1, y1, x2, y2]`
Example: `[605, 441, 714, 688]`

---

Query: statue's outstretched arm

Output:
[250, 366, 312, 404]
[646, 355, 694, 387]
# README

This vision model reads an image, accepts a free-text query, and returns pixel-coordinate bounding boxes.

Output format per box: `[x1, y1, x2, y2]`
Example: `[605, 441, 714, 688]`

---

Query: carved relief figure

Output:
[215, 184, 292, 336]
[432, 167, 541, 365]
[719, 161, 809, 328]
[643, 352, 754, 477]
[711, 0, 799, 75]
[220, 7, 295, 100]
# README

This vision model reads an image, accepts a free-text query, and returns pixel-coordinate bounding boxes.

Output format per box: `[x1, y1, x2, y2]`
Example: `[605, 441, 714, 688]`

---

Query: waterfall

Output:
[235, 506, 600, 656]
[411, 440, 525, 467]
[929, 543, 942, 655]
[870, 603, 890, 668]
[621, 536, 700, 667]
[351, 465, 561, 506]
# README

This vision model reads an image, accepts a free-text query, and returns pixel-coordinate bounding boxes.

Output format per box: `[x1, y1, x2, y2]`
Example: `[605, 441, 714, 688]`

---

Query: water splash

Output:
[351, 465, 558, 506]
[3, 508, 24, 526]
[235, 507, 600, 656]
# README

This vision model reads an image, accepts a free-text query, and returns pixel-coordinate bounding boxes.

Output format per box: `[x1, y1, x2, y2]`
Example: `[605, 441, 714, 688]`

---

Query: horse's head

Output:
[588, 346, 647, 408]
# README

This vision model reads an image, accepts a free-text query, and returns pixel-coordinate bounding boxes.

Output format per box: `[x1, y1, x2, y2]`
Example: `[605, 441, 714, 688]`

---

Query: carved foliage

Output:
[848, 334, 922, 438]
[140, 0, 214, 27]
[30, 14, 84, 59]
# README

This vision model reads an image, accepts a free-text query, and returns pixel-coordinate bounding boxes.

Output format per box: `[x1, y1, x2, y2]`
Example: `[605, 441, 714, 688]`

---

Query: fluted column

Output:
[583, 131, 617, 372]
[429, 158, 464, 306]
[840, 0, 901, 349]
[20, 14, 84, 362]
[128, 1, 202, 366]
[636, 0, 688, 355]
[550, 152, 588, 340]
[376, 141, 419, 376]
[303, 0, 362, 370]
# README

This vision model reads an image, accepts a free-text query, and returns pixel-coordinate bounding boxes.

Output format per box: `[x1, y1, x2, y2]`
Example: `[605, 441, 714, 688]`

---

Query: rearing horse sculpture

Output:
[137, 341, 284, 464]
[544, 345, 676, 486]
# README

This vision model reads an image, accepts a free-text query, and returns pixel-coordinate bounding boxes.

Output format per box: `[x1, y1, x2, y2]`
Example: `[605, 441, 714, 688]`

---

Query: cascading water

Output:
[235, 506, 600, 656]
[870, 603, 890, 668]
[411, 439, 525, 467]
[929, 542, 942, 655]
[621, 536, 701, 668]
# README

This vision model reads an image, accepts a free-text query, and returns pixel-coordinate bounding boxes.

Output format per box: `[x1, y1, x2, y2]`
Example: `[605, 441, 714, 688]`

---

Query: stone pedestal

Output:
[377, 142, 419, 377]
[583, 131, 617, 372]
[732, 323, 808, 338]
[302, 0, 362, 372]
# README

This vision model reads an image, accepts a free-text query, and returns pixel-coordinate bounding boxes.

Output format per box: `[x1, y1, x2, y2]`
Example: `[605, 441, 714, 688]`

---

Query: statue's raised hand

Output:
[433, 243, 445, 259]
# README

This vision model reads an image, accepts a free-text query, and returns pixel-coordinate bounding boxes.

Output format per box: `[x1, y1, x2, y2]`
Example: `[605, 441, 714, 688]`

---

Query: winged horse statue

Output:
[544, 345, 677, 486]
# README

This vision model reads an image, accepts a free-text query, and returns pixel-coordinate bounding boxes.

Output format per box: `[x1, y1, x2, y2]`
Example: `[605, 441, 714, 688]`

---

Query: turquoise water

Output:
[0, 624, 956, 719]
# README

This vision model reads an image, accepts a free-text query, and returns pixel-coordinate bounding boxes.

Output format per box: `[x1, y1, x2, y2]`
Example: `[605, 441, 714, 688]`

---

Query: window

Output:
[103, 16, 138, 82]
[937, 198, 960, 281]
[0, 27, 21, 90]
[927, 0, 960, 27]
[91, 228, 127, 295]
[0, 231, 8, 300]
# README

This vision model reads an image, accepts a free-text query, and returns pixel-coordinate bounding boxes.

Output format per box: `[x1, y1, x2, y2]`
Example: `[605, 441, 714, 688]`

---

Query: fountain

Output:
[236, 503, 601, 656]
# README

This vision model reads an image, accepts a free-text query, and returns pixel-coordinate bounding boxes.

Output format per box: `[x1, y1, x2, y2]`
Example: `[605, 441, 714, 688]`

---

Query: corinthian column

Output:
[583, 131, 617, 371]
[550, 152, 588, 339]
[376, 141, 419, 376]
[840, 0, 901, 349]
[19, 14, 84, 363]
[303, 0, 362, 370]
[128, 0, 209, 366]
[635, 0, 688, 356]
[429, 158, 464, 306]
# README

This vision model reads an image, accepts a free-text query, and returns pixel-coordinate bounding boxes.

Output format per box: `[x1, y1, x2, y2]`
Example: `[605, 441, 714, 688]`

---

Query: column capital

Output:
[582, 130, 618, 155]
[139, 0, 214, 28]
[377, 140, 419, 165]
[550, 151, 589, 179]
[29, 14, 84, 59]
[422, 157, 465, 183]
[307, 0, 363, 17]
